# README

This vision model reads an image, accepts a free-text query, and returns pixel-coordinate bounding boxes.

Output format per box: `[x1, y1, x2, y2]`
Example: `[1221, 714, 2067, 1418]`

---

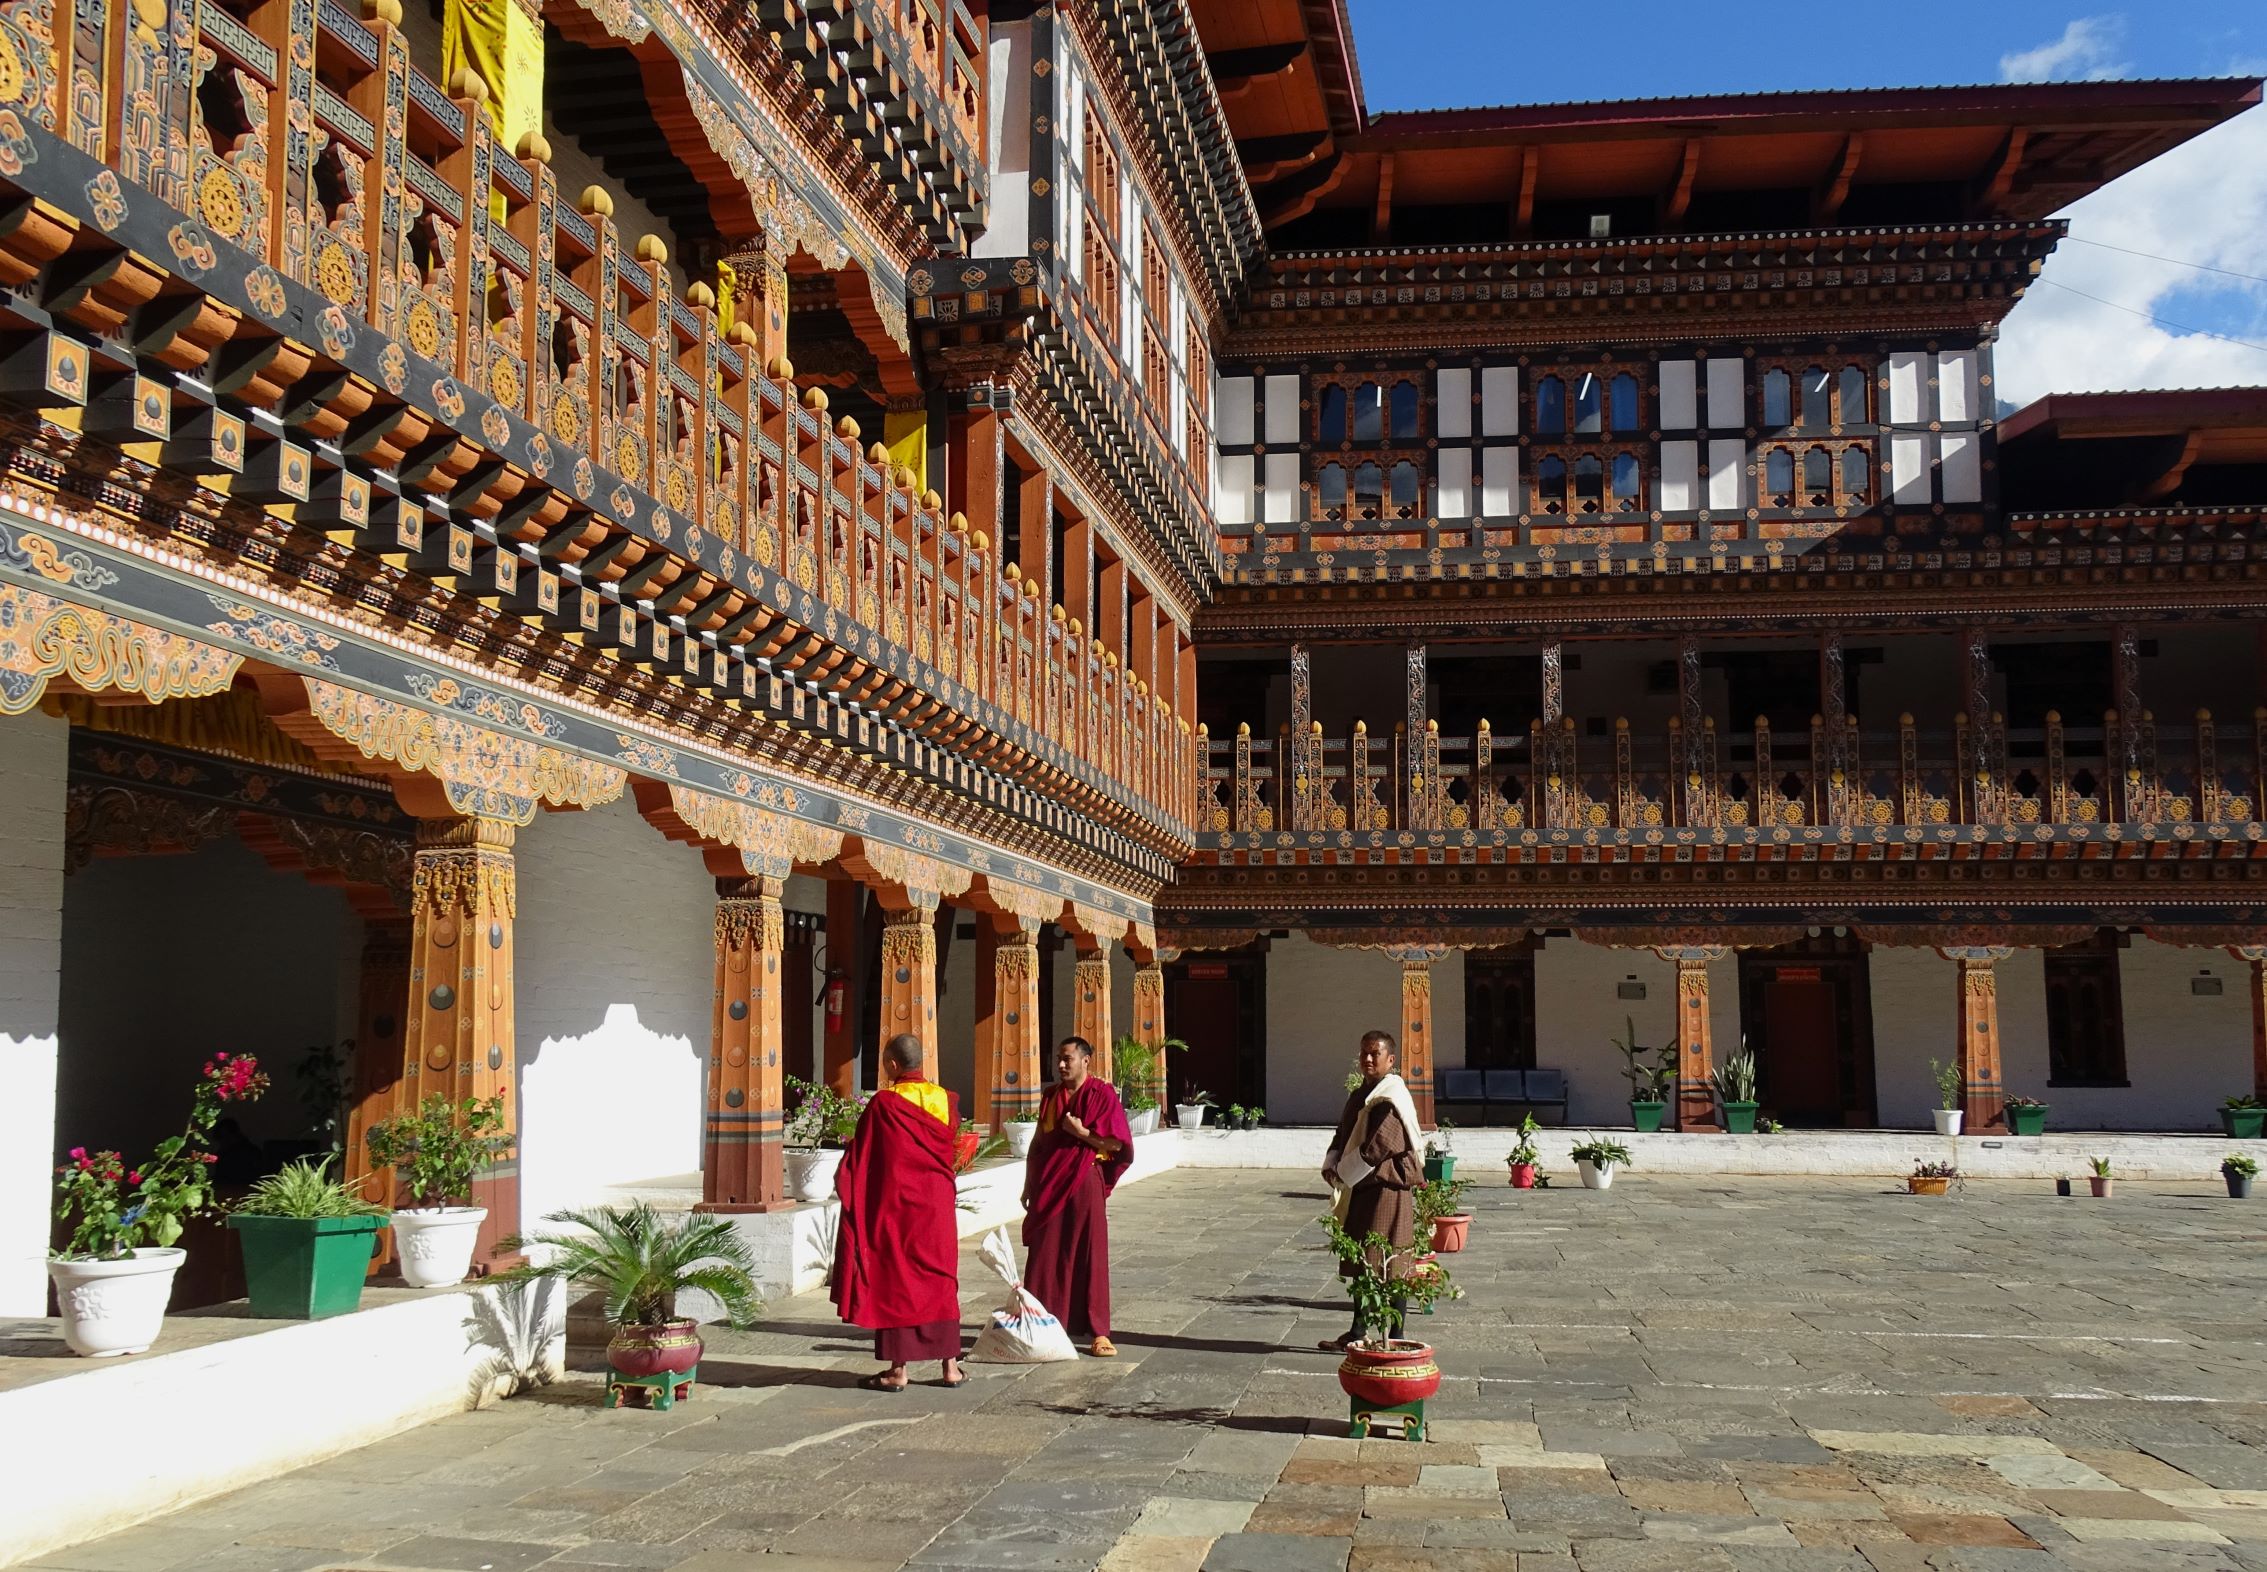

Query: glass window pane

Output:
[1536, 455, 1567, 512]
[1574, 374, 1602, 434]
[1352, 383, 1383, 442]
[1573, 454, 1604, 510]
[1318, 462, 1346, 510]
[1610, 373, 1639, 433]
[1389, 460, 1419, 507]
[1353, 461, 1383, 510]
[1803, 446, 1832, 501]
[1801, 368, 1831, 428]
[1763, 369, 1791, 428]
[1389, 382, 1419, 440]
[1840, 446, 1870, 502]
[1534, 377, 1565, 435]
[1839, 366, 1868, 424]
[1766, 448, 1794, 496]
[1611, 452, 1641, 507]
[1318, 385, 1346, 445]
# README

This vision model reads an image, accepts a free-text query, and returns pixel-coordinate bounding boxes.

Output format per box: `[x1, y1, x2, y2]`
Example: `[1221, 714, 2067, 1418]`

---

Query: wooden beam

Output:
[1372, 152, 1395, 245]
[1512, 145, 1539, 240]
[1662, 138, 1700, 230]
[1206, 40, 1307, 100]
[1812, 132, 1864, 222]
[2139, 429, 2207, 501]
[1971, 126, 2029, 215]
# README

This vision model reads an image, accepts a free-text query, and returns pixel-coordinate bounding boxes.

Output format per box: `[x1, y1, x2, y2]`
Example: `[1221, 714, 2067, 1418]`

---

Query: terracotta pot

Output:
[1429, 1214, 1470, 1253]
[1909, 1176, 1949, 1196]
[2089, 1176, 2113, 1198]
[608, 1318, 702, 1380]
[1337, 1340, 1442, 1409]
[1508, 1163, 1537, 1189]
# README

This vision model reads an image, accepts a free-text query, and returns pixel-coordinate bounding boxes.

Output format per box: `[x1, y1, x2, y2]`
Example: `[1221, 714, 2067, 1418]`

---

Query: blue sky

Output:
[1343, 3, 2267, 402]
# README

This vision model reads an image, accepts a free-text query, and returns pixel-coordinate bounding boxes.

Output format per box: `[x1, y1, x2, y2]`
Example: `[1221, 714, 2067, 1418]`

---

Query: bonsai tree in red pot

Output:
[1414, 1176, 1473, 1253]
[1322, 1214, 1459, 1440]
[1506, 1113, 1542, 1189]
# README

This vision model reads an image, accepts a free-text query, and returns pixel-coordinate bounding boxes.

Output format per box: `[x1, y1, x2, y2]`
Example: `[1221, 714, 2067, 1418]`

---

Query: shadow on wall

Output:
[519, 1004, 702, 1229]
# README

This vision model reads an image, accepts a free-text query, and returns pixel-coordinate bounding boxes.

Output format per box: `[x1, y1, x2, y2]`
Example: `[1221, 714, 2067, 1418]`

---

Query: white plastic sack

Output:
[967, 1226, 1078, 1363]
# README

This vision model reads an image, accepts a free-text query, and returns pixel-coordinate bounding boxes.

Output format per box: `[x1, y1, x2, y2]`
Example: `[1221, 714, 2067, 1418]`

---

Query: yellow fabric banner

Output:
[886, 1079, 952, 1127]
[884, 409, 928, 486]
[443, 0, 543, 220]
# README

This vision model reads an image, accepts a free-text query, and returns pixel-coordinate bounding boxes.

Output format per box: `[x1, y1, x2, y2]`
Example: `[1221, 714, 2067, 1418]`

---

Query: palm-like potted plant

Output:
[1910, 1159, 1957, 1195]
[497, 1202, 761, 1409]
[1003, 1109, 1040, 1158]
[2087, 1156, 2114, 1198]
[1414, 1176, 1473, 1253]
[1506, 1113, 1542, 1189]
[782, 1077, 864, 1202]
[1321, 1214, 1459, 1440]
[1570, 1136, 1632, 1190]
[1175, 1086, 1213, 1132]
[227, 1156, 389, 1319]
[2004, 1094, 2050, 1136]
[1112, 1033, 1185, 1136]
[363, 1091, 513, 1287]
[1712, 1051, 1760, 1134]
[2222, 1095, 2265, 1140]
[1614, 1018, 1673, 1132]
[2222, 1153, 2256, 1199]
[1929, 1058, 1965, 1136]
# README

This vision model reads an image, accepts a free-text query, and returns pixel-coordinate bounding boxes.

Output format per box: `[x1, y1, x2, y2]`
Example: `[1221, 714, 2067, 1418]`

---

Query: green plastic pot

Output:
[2006, 1104, 2049, 1136]
[1720, 1101, 1759, 1135]
[228, 1214, 386, 1320]
[2223, 1107, 2265, 1139]
[1422, 1153, 1456, 1183]
[1629, 1100, 1665, 1134]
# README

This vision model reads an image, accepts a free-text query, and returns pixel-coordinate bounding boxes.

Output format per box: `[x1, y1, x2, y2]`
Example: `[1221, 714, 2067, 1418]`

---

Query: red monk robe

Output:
[831, 1078, 962, 1363]
[1021, 1071, 1133, 1347]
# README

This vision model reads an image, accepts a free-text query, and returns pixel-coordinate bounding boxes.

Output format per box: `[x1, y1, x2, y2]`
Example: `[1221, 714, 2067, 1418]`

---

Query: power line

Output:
[2064, 234, 2267, 290]
[2033, 277, 2267, 356]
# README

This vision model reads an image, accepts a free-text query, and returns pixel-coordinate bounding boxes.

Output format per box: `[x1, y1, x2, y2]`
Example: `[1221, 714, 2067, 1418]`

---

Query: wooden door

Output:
[1739, 942, 1877, 1127]
[1463, 948, 1536, 1068]
[1165, 952, 1266, 1108]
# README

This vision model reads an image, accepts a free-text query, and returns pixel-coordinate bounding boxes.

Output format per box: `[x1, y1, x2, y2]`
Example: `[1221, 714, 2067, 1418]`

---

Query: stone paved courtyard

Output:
[28, 1167, 2267, 1572]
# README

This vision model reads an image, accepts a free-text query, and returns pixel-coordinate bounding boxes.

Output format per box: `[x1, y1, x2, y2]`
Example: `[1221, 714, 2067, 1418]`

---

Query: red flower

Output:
[68, 1147, 85, 1160]
[126, 1171, 142, 1186]
[215, 1052, 229, 1062]
[199, 1153, 217, 1164]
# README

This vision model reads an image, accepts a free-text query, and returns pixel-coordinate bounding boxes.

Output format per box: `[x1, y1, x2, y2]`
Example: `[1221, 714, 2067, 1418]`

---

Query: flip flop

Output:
[939, 1372, 968, 1388]
[858, 1373, 908, 1393]
[1088, 1336, 1118, 1358]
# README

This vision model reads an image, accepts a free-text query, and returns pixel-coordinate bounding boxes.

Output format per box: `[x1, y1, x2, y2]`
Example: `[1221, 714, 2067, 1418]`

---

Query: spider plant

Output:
[231, 1156, 388, 1219]
[495, 1202, 762, 1329]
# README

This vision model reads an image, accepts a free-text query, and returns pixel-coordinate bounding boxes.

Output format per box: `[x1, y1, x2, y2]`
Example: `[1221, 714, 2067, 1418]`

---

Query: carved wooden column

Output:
[1131, 952, 1169, 1112]
[1075, 939, 1115, 1081]
[403, 816, 518, 1261]
[879, 896, 942, 1061]
[1677, 635, 1708, 827]
[1657, 945, 1728, 1131]
[1386, 945, 1449, 1127]
[979, 918, 1044, 1126]
[702, 874, 788, 1211]
[1943, 946, 2014, 1131]
[2233, 946, 2267, 1099]
[347, 917, 412, 1264]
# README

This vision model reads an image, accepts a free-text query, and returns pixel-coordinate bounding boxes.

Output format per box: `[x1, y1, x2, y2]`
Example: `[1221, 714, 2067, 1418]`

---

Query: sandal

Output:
[940, 1371, 968, 1388]
[858, 1372, 908, 1393]
[1316, 1335, 1357, 1353]
[1088, 1336, 1117, 1358]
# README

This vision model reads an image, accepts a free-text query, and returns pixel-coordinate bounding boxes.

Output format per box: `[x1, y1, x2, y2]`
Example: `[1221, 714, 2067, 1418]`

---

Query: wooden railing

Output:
[0, 0, 1191, 841]
[1198, 710, 2263, 838]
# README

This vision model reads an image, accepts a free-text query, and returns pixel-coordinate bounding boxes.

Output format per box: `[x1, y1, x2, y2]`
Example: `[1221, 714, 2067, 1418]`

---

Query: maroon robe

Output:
[831, 1086, 961, 1347]
[1020, 1075, 1132, 1340]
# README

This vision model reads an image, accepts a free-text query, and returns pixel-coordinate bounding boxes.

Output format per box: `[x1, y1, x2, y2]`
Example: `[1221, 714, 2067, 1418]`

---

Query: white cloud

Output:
[1994, 104, 2267, 407]
[1999, 17, 2132, 83]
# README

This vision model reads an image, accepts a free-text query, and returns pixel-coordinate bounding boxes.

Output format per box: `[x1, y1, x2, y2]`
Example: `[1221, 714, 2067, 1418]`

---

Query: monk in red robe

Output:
[1021, 1035, 1134, 1357]
[831, 1034, 965, 1391]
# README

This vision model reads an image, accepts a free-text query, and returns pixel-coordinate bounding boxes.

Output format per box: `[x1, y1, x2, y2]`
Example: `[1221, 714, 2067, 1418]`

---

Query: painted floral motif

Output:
[0, 586, 242, 715]
[403, 670, 567, 739]
[317, 304, 356, 360]
[615, 733, 679, 778]
[83, 169, 126, 230]
[200, 598, 343, 669]
[5, 528, 118, 591]
[431, 378, 464, 421]
[244, 268, 289, 321]
[525, 432, 552, 480]
[379, 342, 408, 397]
[0, 107, 33, 176]
[479, 405, 511, 451]
[572, 458, 594, 499]
[665, 782, 841, 880]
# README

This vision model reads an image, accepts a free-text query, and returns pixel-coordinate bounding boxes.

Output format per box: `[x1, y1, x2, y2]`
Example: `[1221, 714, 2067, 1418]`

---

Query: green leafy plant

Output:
[364, 1092, 514, 1210]
[1757, 1117, 1784, 1135]
[1111, 1033, 1186, 1115]
[1712, 1051, 1759, 1105]
[1006, 1111, 1037, 1125]
[1570, 1137, 1632, 1168]
[496, 1201, 761, 1329]
[1320, 1214, 1459, 1348]
[1343, 1069, 1364, 1093]
[1179, 1086, 1214, 1108]
[1248, 1106, 1266, 1128]
[295, 1038, 353, 1152]
[2003, 1094, 2047, 1109]
[2226, 1095, 2264, 1111]
[782, 1077, 864, 1148]
[1612, 1017, 1675, 1102]
[2088, 1156, 2113, 1178]
[232, 1156, 387, 1220]
[1413, 1176, 1472, 1236]
[2222, 1154, 2258, 1177]
[1912, 1160, 1959, 1179]
[1427, 1117, 1456, 1154]
[1929, 1057, 1963, 1110]
[1507, 1112, 1541, 1168]
[1227, 1103, 1249, 1129]
[54, 1054, 269, 1260]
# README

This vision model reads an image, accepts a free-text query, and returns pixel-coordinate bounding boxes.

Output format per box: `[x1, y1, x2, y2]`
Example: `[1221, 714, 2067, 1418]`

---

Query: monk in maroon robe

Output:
[832, 1034, 965, 1391]
[1021, 1035, 1134, 1356]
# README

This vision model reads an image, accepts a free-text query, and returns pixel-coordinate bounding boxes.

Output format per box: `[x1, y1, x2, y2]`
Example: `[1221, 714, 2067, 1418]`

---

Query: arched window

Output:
[1573, 454, 1605, 512]
[1352, 461, 1383, 515]
[1611, 452, 1642, 510]
[1801, 367, 1831, 429]
[1316, 462, 1347, 512]
[1389, 381, 1420, 440]
[1573, 373, 1603, 434]
[1609, 373, 1640, 433]
[1535, 454, 1568, 514]
[1762, 369, 1792, 428]
[1802, 446, 1833, 505]
[1839, 446, 1870, 504]
[1534, 376, 1566, 435]
[1838, 365, 1868, 425]
[1765, 447, 1794, 503]
[1352, 383, 1383, 442]
[1389, 460, 1420, 511]
[1318, 385, 1347, 445]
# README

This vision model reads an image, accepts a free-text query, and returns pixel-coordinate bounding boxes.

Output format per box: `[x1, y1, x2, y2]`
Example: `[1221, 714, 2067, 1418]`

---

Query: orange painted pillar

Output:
[702, 874, 788, 1211]
[878, 899, 940, 1061]
[1946, 946, 2013, 1131]
[1074, 940, 1114, 1081]
[1660, 946, 1726, 1131]
[978, 917, 1044, 1127]
[1131, 956, 1168, 1111]
[1388, 946, 1446, 1128]
[348, 917, 412, 1268]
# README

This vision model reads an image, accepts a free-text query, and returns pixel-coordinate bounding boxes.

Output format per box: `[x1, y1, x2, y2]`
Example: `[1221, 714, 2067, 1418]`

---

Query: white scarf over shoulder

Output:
[1328, 1072, 1424, 1220]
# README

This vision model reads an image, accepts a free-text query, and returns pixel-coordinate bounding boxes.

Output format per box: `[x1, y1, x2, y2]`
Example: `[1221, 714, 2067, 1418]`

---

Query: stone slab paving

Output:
[24, 1170, 2267, 1572]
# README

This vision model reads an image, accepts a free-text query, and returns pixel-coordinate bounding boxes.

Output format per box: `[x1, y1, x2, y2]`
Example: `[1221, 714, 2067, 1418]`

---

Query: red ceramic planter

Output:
[608, 1318, 702, 1379]
[1508, 1163, 1537, 1189]
[1337, 1340, 1441, 1408]
[1429, 1214, 1470, 1253]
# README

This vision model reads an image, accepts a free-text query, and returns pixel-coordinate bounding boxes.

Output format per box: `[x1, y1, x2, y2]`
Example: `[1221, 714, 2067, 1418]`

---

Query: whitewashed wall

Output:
[514, 797, 711, 1231]
[1259, 934, 1464, 1125]
[0, 712, 64, 1316]
[1535, 939, 1686, 1127]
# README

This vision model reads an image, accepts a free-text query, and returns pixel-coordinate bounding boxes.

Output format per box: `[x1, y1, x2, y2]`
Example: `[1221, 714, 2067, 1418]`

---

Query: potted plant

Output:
[1613, 1017, 1673, 1133]
[2223, 1096, 2265, 1140]
[1710, 1051, 1760, 1134]
[226, 1156, 389, 1320]
[1112, 1033, 1185, 1137]
[49, 1054, 268, 1357]
[1929, 1058, 1965, 1137]
[2223, 1153, 2256, 1198]
[1414, 1176, 1473, 1253]
[1003, 1110, 1039, 1158]
[363, 1091, 513, 1287]
[2087, 1156, 2113, 1198]
[1321, 1214, 1459, 1439]
[1423, 1119, 1457, 1182]
[1175, 1087, 1212, 1132]
[497, 1201, 760, 1409]
[1570, 1136, 1631, 1190]
[1247, 1105, 1267, 1130]
[1506, 1114, 1541, 1189]
[1909, 1160, 1957, 1196]
[781, 1077, 863, 1202]
[1226, 1103, 1249, 1131]
[2004, 1095, 2050, 1136]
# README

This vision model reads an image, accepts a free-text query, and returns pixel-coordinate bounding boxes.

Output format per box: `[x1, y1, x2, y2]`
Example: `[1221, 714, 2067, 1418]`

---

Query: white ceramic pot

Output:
[1576, 1160, 1617, 1191]
[47, 1247, 186, 1357]
[1933, 1109, 1964, 1137]
[389, 1206, 487, 1288]
[785, 1146, 845, 1203]
[1004, 1120, 1038, 1158]
[1175, 1105, 1207, 1131]
[1128, 1107, 1159, 1137]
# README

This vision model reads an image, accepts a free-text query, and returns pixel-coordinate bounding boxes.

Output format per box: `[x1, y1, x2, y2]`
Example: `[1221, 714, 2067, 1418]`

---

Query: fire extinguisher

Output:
[824, 968, 848, 1036]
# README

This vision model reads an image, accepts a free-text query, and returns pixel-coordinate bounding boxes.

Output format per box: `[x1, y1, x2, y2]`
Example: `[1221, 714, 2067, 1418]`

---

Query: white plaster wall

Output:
[514, 797, 712, 1232]
[1534, 938, 1678, 1126]
[59, 834, 361, 1159]
[1868, 947, 1957, 1129]
[934, 910, 976, 1111]
[1260, 934, 1460, 1126]
[0, 711, 64, 1317]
